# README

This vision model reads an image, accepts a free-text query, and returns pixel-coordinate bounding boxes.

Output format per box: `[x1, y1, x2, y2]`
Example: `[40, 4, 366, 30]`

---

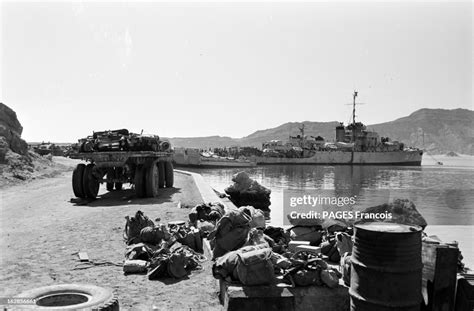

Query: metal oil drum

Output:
[350, 222, 423, 311]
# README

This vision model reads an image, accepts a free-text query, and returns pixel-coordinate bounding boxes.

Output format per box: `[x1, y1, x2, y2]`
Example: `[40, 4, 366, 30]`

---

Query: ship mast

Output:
[299, 124, 305, 147]
[352, 91, 358, 143]
[349, 90, 364, 142]
[352, 91, 358, 125]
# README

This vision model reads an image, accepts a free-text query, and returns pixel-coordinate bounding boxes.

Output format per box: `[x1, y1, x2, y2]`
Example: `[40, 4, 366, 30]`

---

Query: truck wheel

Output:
[83, 164, 100, 199]
[145, 160, 160, 197]
[165, 161, 174, 188]
[72, 164, 86, 198]
[106, 168, 115, 191]
[14, 283, 119, 310]
[158, 161, 165, 188]
[134, 165, 146, 198]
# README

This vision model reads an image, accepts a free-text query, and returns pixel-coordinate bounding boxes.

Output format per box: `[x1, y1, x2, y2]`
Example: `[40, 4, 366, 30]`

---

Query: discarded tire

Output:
[83, 164, 100, 199]
[145, 160, 159, 198]
[72, 163, 86, 198]
[164, 161, 174, 188]
[13, 284, 119, 310]
[134, 165, 146, 198]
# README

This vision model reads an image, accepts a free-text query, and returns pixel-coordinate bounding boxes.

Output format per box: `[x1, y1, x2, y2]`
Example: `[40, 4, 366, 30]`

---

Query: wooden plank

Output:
[422, 242, 459, 311]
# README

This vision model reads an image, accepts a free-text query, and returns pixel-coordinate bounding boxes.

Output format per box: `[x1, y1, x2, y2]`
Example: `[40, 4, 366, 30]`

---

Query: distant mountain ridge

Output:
[169, 108, 474, 154]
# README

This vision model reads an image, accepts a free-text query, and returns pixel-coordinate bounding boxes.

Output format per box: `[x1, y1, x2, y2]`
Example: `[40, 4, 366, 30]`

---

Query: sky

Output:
[1, 1, 472, 142]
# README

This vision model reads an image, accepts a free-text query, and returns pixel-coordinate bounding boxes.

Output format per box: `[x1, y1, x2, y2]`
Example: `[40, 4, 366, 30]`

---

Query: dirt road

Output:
[0, 158, 222, 310]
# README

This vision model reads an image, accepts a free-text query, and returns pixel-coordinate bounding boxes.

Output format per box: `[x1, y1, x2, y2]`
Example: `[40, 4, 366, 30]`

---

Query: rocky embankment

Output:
[0, 103, 73, 188]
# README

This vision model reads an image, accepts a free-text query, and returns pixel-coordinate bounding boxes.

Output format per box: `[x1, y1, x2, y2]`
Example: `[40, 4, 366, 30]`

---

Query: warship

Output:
[254, 91, 423, 165]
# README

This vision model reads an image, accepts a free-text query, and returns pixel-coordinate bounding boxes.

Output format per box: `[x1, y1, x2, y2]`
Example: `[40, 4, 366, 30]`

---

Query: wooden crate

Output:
[422, 241, 459, 311]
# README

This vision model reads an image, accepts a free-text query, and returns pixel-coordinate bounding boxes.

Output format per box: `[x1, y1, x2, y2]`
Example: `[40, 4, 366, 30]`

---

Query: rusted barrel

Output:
[350, 222, 422, 311]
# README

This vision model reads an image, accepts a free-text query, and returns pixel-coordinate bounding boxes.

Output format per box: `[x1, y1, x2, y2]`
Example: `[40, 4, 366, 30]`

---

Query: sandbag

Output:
[211, 208, 252, 258]
[212, 244, 268, 280]
[124, 210, 154, 245]
[140, 226, 165, 245]
[235, 247, 275, 286]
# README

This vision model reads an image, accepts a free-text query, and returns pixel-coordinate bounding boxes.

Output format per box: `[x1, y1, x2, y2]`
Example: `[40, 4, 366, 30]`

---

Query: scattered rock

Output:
[224, 171, 271, 210]
[355, 198, 427, 229]
[446, 151, 459, 157]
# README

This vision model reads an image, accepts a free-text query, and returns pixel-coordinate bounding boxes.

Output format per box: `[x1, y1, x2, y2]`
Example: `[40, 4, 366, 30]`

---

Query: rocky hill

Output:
[0, 103, 28, 159]
[169, 108, 473, 154]
[370, 108, 474, 155]
[0, 103, 71, 187]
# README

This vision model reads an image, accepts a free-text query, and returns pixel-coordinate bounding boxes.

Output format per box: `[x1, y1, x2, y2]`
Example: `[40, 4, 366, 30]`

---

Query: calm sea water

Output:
[185, 154, 474, 267]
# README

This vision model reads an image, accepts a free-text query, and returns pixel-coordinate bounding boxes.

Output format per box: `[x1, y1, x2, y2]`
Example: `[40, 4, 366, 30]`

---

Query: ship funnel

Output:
[336, 124, 345, 142]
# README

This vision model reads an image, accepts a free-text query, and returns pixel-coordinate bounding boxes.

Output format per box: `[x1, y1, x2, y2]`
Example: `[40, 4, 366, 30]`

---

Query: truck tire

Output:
[165, 161, 174, 188]
[83, 164, 100, 199]
[145, 160, 159, 197]
[14, 283, 119, 310]
[72, 164, 86, 198]
[106, 168, 115, 191]
[158, 161, 165, 188]
[134, 165, 146, 198]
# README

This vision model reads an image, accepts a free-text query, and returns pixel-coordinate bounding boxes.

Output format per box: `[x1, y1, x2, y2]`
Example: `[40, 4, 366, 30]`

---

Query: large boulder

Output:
[355, 198, 427, 229]
[0, 103, 28, 157]
[224, 171, 271, 210]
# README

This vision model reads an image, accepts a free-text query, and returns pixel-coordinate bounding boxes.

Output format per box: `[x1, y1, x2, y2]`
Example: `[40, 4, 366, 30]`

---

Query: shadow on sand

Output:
[70, 187, 182, 207]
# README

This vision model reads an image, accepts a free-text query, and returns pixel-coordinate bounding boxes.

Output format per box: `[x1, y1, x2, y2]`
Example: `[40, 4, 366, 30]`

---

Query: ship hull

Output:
[173, 150, 256, 168]
[174, 161, 257, 168]
[254, 150, 423, 166]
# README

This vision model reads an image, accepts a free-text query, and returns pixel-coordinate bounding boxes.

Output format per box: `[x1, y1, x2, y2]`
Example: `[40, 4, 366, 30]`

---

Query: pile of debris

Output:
[122, 210, 206, 280]
[208, 205, 352, 288]
[71, 129, 171, 153]
[208, 198, 447, 289]
[224, 172, 271, 210]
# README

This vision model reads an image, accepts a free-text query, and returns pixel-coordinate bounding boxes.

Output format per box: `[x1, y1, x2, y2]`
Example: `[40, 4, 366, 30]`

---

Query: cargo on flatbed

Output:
[69, 129, 174, 200]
